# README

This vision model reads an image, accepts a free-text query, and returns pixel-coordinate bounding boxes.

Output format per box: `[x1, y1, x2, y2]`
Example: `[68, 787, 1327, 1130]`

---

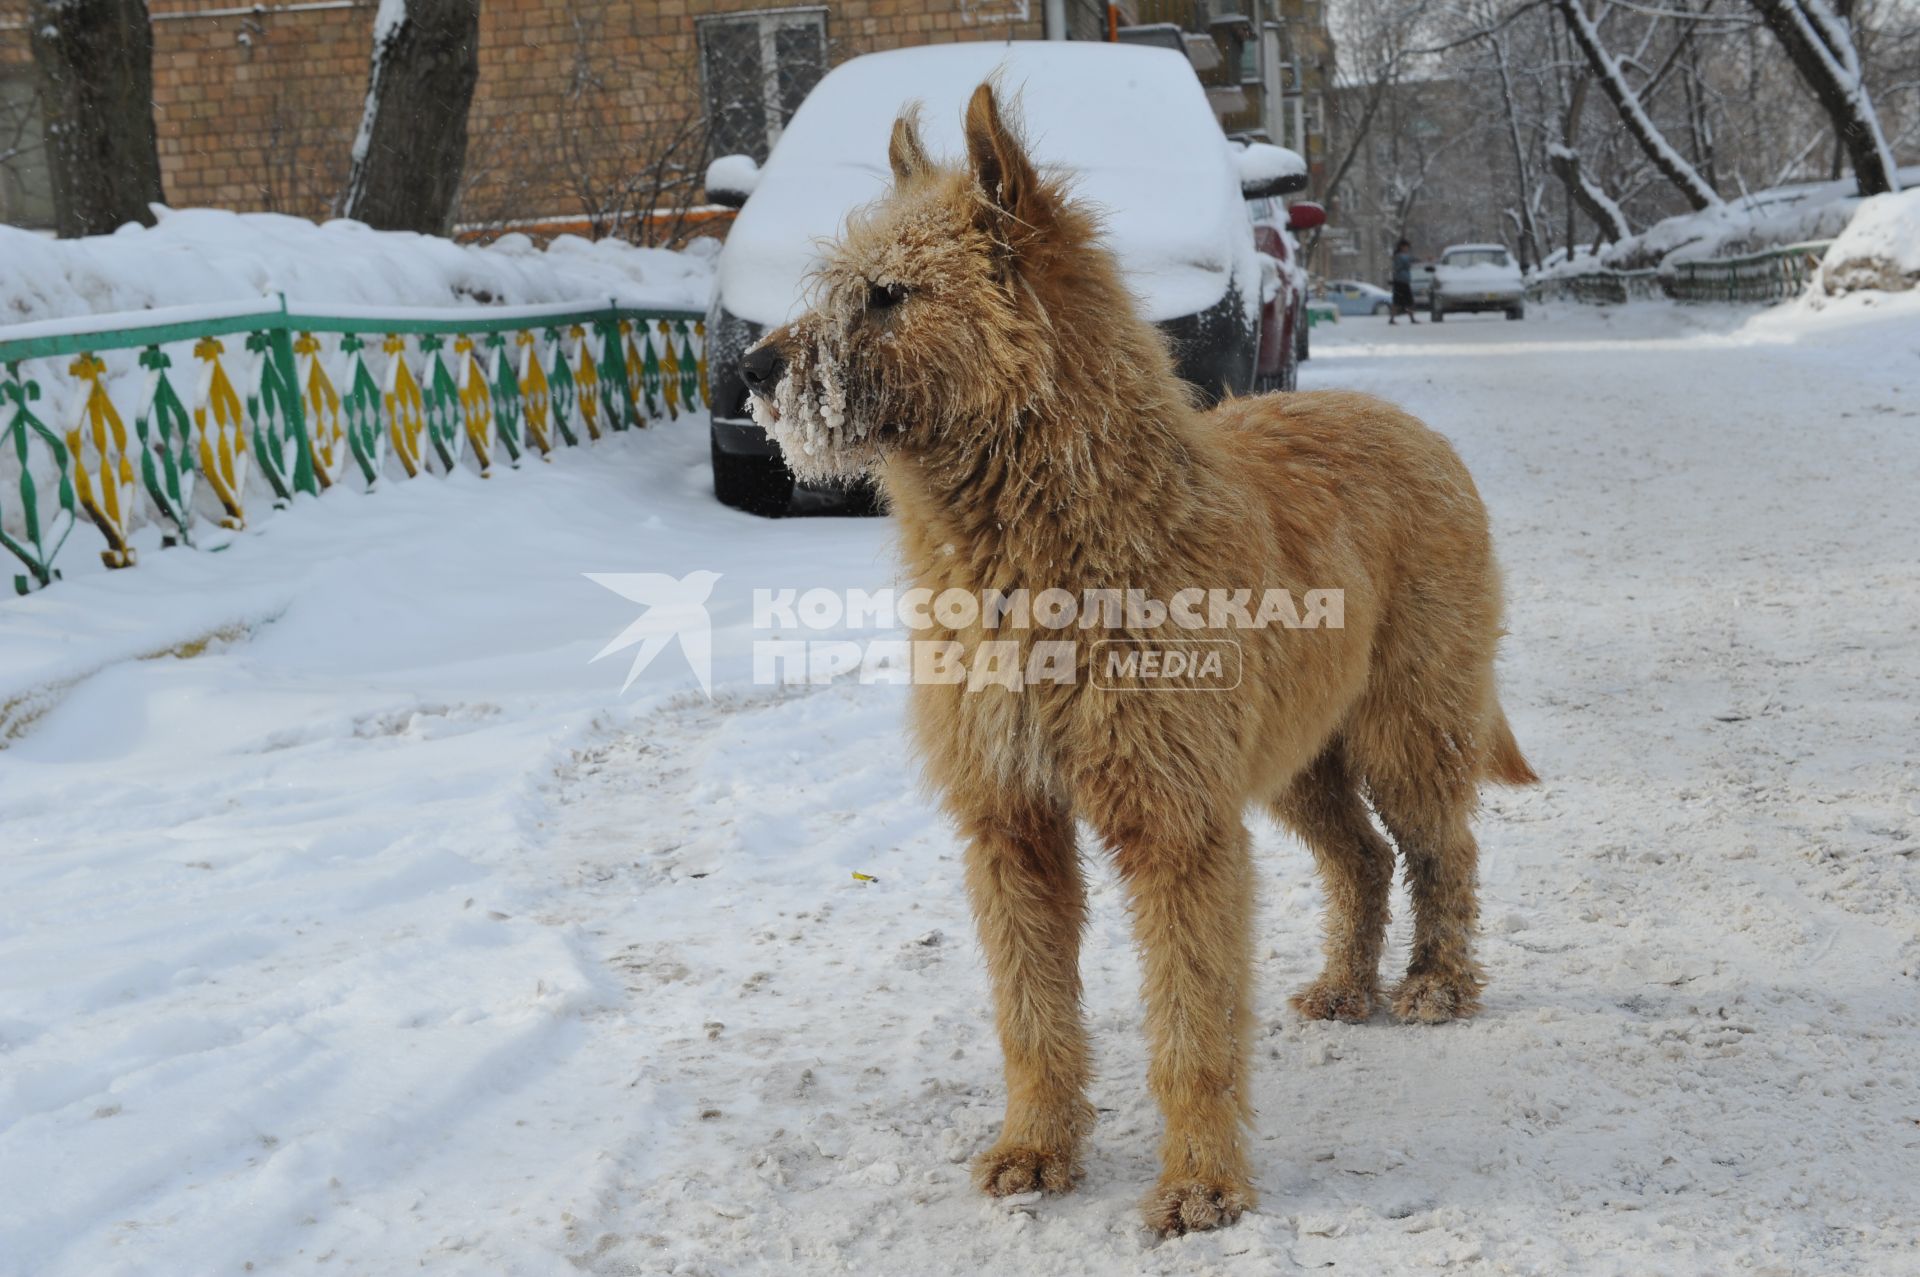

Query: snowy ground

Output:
[3, 299, 1918, 1276]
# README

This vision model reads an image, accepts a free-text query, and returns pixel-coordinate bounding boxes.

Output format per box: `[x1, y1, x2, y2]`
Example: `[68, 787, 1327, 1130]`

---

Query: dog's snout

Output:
[740, 342, 785, 394]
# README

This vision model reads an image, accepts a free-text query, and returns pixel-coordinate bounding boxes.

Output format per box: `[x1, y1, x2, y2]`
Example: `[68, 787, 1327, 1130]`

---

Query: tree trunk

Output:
[29, 0, 166, 238]
[1679, 21, 1717, 190]
[1548, 144, 1631, 242]
[1747, 0, 1900, 195]
[1557, 0, 1721, 211]
[341, 0, 482, 234]
[1487, 29, 1541, 270]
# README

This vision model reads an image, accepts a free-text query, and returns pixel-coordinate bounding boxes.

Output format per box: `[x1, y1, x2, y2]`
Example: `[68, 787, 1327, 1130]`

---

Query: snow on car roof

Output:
[718, 42, 1254, 326]
[1443, 243, 1511, 254]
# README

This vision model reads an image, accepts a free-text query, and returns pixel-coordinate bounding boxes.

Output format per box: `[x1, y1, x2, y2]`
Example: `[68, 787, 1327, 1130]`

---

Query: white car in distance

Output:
[1431, 244, 1526, 321]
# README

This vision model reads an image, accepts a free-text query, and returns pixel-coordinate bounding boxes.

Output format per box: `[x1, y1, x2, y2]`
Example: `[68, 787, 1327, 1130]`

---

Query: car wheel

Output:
[712, 438, 794, 517]
[1372, 301, 1389, 316]
[1506, 304, 1525, 320]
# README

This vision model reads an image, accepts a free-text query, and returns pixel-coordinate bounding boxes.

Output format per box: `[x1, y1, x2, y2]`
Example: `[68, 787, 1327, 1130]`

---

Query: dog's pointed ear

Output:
[963, 81, 1049, 245]
[888, 106, 931, 184]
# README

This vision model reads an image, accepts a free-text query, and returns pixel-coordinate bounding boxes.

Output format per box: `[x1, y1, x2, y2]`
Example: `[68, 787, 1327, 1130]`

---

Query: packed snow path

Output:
[2, 302, 1916, 1276]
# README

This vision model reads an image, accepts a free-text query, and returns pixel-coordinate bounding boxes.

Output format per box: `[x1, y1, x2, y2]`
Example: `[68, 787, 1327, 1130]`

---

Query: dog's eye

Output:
[866, 280, 908, 311]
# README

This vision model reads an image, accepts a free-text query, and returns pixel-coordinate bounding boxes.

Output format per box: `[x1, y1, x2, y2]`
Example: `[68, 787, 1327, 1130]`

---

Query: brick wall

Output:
[0, 0, 1044, 232]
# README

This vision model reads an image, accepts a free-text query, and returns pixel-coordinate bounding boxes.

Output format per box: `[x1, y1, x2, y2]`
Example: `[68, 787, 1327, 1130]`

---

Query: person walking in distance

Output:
[1390, 239, 1419, 325]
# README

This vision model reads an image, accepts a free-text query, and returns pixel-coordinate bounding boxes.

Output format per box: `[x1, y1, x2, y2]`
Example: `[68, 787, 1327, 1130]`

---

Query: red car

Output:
[1248, 197, 1325, 392]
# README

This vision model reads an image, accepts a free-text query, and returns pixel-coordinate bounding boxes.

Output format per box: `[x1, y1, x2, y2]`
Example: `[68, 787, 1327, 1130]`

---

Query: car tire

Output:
[712, 438, 794, 517]
[1372, 301, 1389, 316]
[1506, 304, 1525, 320]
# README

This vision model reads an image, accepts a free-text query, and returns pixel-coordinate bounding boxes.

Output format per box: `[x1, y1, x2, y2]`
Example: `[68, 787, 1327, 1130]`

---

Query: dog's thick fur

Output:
[749, 84, 1535, 1235]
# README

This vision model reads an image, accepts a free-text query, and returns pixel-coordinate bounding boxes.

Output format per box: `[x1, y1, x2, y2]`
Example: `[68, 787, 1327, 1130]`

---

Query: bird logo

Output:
[585, 570, 722, 696]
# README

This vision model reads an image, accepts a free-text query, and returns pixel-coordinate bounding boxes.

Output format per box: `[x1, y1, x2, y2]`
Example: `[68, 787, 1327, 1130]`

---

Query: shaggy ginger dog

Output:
[743, 83, 1535, 1235]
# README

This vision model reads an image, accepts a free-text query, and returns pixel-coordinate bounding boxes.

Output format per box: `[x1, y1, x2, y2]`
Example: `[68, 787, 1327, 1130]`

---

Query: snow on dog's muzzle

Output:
[748, 320, 878, 483]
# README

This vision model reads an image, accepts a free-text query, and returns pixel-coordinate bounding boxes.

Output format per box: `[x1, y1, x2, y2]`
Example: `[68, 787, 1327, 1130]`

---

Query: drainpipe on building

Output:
[1044, 0, 1067, 39]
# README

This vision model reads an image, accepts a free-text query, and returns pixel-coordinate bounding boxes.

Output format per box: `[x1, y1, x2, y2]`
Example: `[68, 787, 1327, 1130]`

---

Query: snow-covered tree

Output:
[1558, 0, 1723, 211]
[1748, 0, 1902, 194]
[1548, 143, 1633, 242]
[341, 0, 482, 234]
[1328, 0, 1914, 275]
[28, 0, 166, 237]
[1323, 0, 1442, 214]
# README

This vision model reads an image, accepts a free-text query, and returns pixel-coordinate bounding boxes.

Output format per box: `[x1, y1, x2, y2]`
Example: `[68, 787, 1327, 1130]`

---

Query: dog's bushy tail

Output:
[1483, 705, 1538, 786]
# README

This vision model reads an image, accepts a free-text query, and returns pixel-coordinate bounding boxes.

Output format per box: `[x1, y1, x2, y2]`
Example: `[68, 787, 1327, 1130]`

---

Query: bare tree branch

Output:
[1558, 0, 1723, 208]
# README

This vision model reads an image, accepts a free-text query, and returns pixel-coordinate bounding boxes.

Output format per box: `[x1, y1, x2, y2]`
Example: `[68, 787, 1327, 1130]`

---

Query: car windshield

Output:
[1445, 249, 1511, 268]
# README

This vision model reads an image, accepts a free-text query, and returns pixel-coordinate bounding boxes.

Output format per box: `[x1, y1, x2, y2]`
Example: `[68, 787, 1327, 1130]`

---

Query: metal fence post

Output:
[268, 294, 319, 497]
[603, 301, 640, 430]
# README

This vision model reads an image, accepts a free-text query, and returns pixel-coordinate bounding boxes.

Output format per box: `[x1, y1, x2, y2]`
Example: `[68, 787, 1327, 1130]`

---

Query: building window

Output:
[1239, 32, 1262, 86]
[0, 68, 55, 230]
[697, 8, 829, 164]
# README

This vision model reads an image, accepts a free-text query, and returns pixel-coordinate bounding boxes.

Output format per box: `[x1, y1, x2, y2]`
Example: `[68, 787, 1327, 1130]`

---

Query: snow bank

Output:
[0, 207, 717, 328]
[1534, 164, 1920, 279]
[1818, 188, 1920, 294]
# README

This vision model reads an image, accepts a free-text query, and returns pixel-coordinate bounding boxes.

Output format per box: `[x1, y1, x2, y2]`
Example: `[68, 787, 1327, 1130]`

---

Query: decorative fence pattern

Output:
[1527, 268, 1662, 305]
[1529, 240, 1832, 307]
[0, 298, 707, 595]
[1667, 240, 1832, 304]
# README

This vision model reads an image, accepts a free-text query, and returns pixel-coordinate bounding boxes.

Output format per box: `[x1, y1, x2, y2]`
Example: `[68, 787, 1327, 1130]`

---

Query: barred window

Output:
[697, 8, 829, 164]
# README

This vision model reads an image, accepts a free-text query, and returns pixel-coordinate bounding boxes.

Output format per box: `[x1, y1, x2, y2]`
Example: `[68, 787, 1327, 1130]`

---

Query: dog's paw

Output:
[1290, 976, 1376, 1023]
[972, 1143, 1080, 1197]
[1144, 1176, 1253, 1236]
[1390, 970, 1482, 1023]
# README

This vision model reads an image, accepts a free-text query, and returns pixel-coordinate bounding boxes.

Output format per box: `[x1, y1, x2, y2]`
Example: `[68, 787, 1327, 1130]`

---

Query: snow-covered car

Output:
[1431, 244, 1526, 321]
[1326, 279, 1393, 316]
[1247, 196, 1325, 387]
[702, 41, 1305, 516]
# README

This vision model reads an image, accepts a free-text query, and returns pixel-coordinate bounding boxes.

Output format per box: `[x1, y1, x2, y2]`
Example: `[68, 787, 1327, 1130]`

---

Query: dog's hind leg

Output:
[1361, 748, 1486, 1025]
[1102, 807, 1257, 1234]
[1345, 569, 1501, 1024]
[1273, 743, 1393, 1023]
[963, 799, 1096, 1197]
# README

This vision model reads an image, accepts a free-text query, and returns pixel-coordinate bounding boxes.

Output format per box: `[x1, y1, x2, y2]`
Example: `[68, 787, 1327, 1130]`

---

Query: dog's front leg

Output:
[962, 799, 1094, 1197]
[1110, 810, 1257, 1235]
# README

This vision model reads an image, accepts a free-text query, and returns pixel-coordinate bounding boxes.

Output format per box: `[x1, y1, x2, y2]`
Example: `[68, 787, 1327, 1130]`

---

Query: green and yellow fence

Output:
[1527, 267, 1661, 305]
[0, 297, 707, 595]
[1528, 240, 1833, 307]
[1666, 240, 1832, 304]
